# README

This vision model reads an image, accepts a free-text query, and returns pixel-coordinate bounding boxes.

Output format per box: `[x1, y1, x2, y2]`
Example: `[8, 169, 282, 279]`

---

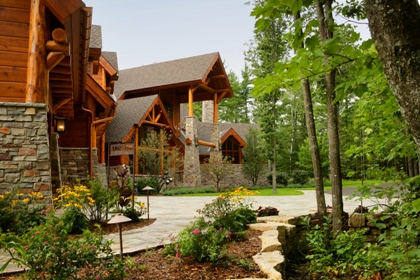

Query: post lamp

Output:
[107, 213, 131, 259]
[142, 186, 154, 220]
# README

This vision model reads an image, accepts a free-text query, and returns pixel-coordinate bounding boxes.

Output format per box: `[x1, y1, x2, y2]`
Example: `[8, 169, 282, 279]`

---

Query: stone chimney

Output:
[202, 100, 214, 123]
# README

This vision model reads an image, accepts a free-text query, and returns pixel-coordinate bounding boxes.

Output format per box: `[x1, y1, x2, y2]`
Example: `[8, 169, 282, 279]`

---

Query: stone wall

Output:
[60, 147, 100, 185]
[201, 164, 269, 188]
[0, 102, 51, 202]
[183, 116, 201, 186]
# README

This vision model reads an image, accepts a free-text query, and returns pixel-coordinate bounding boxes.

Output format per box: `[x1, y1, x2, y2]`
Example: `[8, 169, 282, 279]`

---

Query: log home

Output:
[0, 0, 117, 200]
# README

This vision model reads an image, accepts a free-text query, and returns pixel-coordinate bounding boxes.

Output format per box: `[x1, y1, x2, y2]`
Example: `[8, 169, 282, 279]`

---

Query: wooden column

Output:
[188, 88, 193, 116]
[213, 93, 218, 123]
[134, 126, 138, 175]
[26, 0, 47, 103]
[100, 134, 105, 164]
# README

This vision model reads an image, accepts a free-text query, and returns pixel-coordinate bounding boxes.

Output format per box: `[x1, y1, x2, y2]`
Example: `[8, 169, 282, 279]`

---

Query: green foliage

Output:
[201, 154, 235, 192]
[134, 176, 159, 194]
[61, 207, 89, 234]
[290, 170, 309, 185]
[85, 179, 119, 222]
[162, 187, 257, 264]
[0, 188, 46, 234]
[8, 218, 128, 279]
[162, 186, 216, 196]
[266, 171, 289, 186]
[242, 127, 266, 186]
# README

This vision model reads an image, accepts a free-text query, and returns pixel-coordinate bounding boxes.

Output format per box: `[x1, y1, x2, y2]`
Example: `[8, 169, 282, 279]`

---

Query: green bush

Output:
[162, 186, 216, 196]
[85, 179, 119, 222]
[266, 172, 289, 186]
[61, 207, 89, 234]
[134, 176, 159, 194]
[0, 188, 46, 234]
[290, 170, 309, 185]
[12, 218, 128, 279]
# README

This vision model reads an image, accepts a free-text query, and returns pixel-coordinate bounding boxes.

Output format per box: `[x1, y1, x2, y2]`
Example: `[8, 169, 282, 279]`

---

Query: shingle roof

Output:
[102, 51, 118, 73]
[114, 52, 219, 99]
[90, 25, 102, 49]
[106, 95, 157, 143]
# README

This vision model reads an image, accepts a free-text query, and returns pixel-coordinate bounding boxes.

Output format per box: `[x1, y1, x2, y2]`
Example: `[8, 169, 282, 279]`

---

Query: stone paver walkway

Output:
[0, 189, 389, 274]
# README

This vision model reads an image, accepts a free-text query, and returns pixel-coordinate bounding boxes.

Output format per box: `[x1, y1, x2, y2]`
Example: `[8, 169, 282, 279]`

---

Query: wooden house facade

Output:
[0, 0, 117, 200]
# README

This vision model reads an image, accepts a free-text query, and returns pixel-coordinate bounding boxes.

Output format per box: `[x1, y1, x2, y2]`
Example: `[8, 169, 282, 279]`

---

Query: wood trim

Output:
[46, 40, 69, 54]
[86, 74, 115, 108]
[213, 93, 218, 123]
[221, 128, 246, 147]
[217, 91, 228, 103]
[99, 56, 117, 77]
[26, 0, 47, 103]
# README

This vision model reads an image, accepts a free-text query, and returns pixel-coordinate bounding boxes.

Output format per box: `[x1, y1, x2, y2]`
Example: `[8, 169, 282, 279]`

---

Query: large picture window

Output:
[222, 136, 242, 164]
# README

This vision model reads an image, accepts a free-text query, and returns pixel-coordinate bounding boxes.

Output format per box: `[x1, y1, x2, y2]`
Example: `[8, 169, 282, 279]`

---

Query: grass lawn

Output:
[179, 180, 384, 197]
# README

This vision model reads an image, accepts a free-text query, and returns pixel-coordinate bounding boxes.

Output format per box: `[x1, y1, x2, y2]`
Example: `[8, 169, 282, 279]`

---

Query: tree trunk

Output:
[365, 0, 420, 153]
[272, 94, 277, 194]
[295, 11, 326, 223]
[317, 0, 343, 233]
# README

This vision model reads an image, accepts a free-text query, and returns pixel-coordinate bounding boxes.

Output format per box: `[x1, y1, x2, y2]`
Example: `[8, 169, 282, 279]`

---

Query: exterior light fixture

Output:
[54, 116, 67, 133]
[107, 213, 132, 259]
[142, 186, 154, 220]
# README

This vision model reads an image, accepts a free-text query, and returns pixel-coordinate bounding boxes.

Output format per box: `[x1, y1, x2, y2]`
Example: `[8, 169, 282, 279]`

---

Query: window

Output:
[222, 136, 242, 164]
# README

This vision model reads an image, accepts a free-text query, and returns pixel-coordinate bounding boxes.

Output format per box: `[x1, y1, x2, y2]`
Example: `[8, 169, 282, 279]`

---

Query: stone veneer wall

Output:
[60, 147, 100, 185]
[183, 116, 201, 186]
[201, 164, 269, 188]
[0, 102, 52, 202]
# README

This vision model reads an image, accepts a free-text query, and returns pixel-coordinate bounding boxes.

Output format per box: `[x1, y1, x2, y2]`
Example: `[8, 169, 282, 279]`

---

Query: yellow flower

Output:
[22, 198, 30, 204]
[11, 200, 19, 207]
[0, 195, 5, 200]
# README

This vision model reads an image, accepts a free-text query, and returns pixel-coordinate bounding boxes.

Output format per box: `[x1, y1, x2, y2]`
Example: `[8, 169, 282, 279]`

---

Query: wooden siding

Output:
[58, 108, 89, 147]
[0, 1, 30, 102]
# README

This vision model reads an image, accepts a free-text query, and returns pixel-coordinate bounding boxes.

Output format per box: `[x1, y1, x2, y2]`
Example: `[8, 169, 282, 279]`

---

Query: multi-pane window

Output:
[222, 136, 242, 164]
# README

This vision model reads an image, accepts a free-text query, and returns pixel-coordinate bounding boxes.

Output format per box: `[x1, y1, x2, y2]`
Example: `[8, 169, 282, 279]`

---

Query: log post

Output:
[26, 0, 47, 103]
[188, 87, 193, 116]
[213, 93, 218, 123]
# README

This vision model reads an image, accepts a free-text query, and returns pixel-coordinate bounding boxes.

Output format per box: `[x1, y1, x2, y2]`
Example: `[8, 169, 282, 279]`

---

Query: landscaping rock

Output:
[260, 229, 282, 253]
[253, 251, 285, 280]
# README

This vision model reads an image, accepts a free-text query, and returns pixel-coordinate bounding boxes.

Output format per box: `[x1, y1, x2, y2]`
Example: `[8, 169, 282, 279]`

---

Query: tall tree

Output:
[246, 0, 290, 194]
[365, 0, 420, 153]
[242, 127, 266, 185]
[316, 0, 343, 233]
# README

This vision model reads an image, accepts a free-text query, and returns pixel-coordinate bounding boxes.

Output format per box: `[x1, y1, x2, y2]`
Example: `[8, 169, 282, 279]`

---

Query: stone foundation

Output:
[60, 147, 102, 185]
[201, 164, 269, 188]
[0, 102, 52, 202]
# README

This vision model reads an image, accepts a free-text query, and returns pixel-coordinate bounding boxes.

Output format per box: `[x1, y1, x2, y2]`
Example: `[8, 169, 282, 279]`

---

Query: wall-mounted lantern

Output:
[54, 116, 67, 133]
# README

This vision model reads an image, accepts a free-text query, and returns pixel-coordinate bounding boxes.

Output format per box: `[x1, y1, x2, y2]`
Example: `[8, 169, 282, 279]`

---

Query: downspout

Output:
[82, 103, 118, 177]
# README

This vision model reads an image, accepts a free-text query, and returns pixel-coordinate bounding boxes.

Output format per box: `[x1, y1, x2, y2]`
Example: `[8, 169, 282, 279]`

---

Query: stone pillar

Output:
[202, 100, 214, 123]
[183, 116, 201, 187]
[210, 123, 220, 158]
[0, 102, 51, 202]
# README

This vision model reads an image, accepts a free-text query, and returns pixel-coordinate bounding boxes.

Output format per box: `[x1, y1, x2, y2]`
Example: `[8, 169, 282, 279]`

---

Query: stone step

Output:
[253, 251, 285, 280]
[257, 215, 298, 225]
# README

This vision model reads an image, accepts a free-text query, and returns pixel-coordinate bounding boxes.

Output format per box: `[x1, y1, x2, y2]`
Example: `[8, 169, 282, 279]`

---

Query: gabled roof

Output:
[102, 51, 119, 73]
[115, 52, 233, 103]
[90, 25, 102, 49]
[106, 95, 158, 143]
[86, 75, 116, 108]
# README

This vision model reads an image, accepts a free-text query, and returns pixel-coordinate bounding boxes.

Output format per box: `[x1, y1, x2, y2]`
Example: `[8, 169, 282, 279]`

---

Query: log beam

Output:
[46, 41, 69, 55]
[46, 52, 65, 70]
[197, 140, 216, 148]
[217, 91, 228, 103]
[53, 97, 71, 112]
[26, 0, 47, 103]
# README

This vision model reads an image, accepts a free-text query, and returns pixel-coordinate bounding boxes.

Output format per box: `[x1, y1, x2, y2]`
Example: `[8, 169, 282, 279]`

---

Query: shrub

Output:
[120, 199, 147, 222]
[0, 189, 46, 234]
[162, 186, 216, 196]
[290, 170, 309, 185]
[266, 172, 289, 186]
[84, 179, 119, 222]
[256, 206, 279, 217]
[134, 176, 159, 194]
[61, 207, 89, 234]
[14, 218, 128, 279]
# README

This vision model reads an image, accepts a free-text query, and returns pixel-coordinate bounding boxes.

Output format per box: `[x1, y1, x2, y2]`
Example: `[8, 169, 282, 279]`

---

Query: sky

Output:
[83, 0, 256, 77]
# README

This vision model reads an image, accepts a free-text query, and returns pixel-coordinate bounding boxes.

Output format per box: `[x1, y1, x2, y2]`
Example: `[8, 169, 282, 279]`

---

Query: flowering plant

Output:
[0, 188, 46, 234]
